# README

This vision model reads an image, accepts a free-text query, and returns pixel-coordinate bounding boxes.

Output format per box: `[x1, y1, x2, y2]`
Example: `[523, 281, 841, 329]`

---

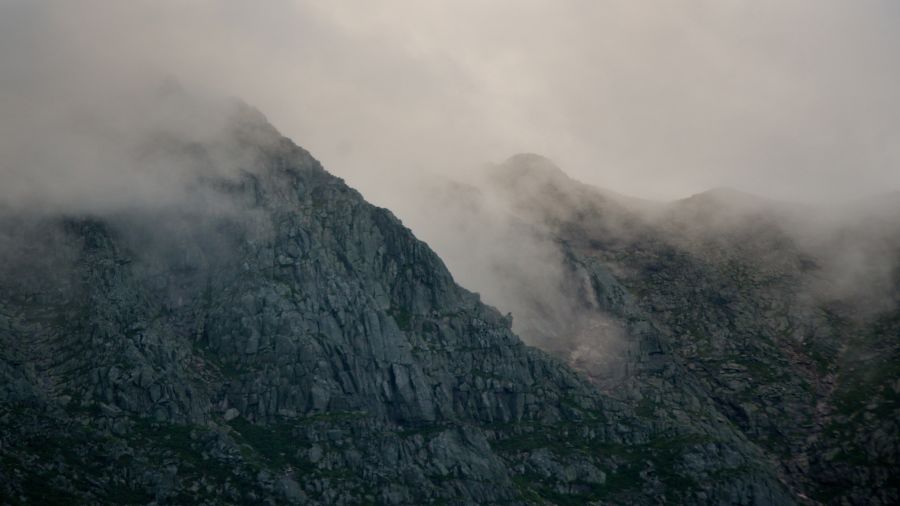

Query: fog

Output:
[1, 1, 899, 365]
[3, 1, 899, 207]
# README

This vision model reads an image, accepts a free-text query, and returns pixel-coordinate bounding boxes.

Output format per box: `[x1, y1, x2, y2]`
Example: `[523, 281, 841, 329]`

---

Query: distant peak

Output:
[699, 186, 752, 197]
[683, 186, 763, 204]
[501, 153, 566, 175]
[492, 153, 573, 189]
[671, 186, 787, 218]
[155, 76, 186, 98]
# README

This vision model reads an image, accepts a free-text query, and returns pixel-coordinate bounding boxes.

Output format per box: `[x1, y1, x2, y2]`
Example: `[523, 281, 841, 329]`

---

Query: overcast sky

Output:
[2, 1, 900, 205]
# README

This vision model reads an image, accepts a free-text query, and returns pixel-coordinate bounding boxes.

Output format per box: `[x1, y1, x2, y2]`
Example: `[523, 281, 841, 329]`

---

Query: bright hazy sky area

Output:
[2, 1, 900, 204]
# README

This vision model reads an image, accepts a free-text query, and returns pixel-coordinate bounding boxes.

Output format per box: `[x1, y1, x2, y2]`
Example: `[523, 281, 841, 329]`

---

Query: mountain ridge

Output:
[403, 153, 899, 505]
[0, 103, 795, 504]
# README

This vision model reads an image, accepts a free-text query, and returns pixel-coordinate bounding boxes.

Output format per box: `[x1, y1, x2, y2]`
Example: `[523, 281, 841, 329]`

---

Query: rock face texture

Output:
[408, 153, 899, 505]
[0, 105, 799, 504]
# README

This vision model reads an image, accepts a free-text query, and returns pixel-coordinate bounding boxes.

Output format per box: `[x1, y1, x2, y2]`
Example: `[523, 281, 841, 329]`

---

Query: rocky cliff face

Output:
[0, 106, 795, 504]
[410, 154, 899, 505]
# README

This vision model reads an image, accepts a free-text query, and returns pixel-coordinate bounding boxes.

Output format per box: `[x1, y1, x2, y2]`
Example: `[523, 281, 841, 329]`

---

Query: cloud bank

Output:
[2, 1, 900, 211]
[1, 1, 899, 383]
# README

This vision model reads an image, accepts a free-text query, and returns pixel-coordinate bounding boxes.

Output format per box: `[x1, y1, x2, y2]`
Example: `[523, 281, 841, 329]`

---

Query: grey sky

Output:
[2, 1, 900, 206]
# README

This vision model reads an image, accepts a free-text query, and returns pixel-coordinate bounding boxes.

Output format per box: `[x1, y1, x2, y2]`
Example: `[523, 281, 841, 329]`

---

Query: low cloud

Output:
[1, 1, 898, 365]
[3, 1, 900, 211]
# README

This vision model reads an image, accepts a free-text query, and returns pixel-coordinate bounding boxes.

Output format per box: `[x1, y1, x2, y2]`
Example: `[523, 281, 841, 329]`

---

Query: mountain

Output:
[0, 103, 795, 504]
[410, 155, 899, 505]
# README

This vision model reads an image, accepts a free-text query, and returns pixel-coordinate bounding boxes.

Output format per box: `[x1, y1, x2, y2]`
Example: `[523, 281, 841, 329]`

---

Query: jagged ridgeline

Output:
[405, 153, 900, 505]
[0, 99, 792, 505]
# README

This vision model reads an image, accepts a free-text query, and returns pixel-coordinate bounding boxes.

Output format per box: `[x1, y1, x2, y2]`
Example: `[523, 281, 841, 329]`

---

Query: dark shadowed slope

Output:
[0, 103, 793, 504]
[419, 154, 899, 505]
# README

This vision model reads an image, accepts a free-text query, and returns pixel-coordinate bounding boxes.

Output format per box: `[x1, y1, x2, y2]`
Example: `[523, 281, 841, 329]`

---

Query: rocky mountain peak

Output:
[0, 101, 803, 504]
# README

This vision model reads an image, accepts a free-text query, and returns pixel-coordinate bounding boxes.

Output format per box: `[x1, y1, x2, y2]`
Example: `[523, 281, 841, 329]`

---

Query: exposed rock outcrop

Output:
[0, 105, 793, 504]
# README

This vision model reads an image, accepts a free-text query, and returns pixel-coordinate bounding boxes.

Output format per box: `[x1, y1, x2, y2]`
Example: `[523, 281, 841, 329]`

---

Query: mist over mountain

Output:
[2, 1, 899, 505]
[4, 1, 900, 206]
[1, 93, 805, 505]
[397, 155, 900, 503]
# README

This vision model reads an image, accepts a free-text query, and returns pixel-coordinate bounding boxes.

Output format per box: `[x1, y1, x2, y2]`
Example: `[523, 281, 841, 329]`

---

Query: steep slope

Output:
[435, 155, 899, 505]
[0, 104, 792, 504]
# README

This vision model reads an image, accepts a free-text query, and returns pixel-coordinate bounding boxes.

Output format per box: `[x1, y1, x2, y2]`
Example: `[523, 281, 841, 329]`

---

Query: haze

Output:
[2, 0, 900, 211]
[1, 0, 899, 390]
